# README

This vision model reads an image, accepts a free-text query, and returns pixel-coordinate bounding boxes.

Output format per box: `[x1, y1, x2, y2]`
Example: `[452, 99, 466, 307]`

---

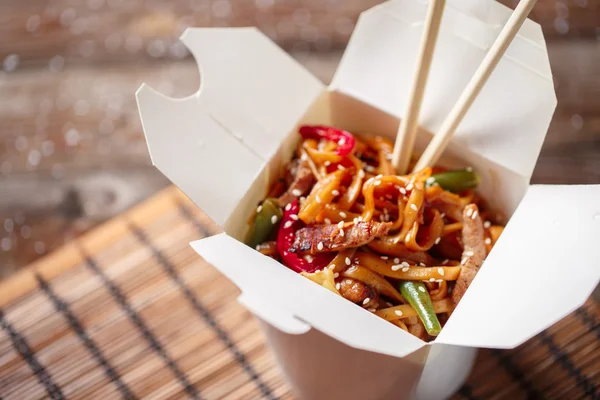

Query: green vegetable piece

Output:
[245, 198, 283, 249]
[428, 169, 480, 193]
[398, 281, 442, 336]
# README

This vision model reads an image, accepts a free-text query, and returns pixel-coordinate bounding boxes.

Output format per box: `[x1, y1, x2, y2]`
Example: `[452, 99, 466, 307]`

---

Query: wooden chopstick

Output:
[413, 0, 538, 172]
[392, 0, 446, 175]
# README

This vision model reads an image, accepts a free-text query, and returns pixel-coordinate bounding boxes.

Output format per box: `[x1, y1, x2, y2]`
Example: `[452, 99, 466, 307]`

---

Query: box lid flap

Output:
[331, 0, 556, 180]
[136, 28, 323, 226]
[436, 185, 600, 348]
[192, 233, 427, 357]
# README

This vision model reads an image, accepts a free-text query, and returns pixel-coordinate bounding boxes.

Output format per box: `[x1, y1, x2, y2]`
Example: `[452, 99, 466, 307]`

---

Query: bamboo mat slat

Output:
[0, 186, 598, 400]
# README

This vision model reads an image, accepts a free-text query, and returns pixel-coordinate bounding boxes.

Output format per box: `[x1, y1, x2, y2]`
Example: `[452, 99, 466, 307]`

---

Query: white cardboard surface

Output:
[438, 185, 600, 348]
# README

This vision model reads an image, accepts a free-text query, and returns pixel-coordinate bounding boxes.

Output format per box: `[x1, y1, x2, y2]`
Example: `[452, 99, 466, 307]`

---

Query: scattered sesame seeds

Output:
[399, 187, 407, 195]
[284, 221, 293, 229]
[464, 251, 474, 256]
[324, 218, 331, 224]
[338, 138, 346, 146]
[461, 258, 468, 265]
[316, 195, 322, 203]
[345, 280, 352, 285]
[305, 255, 314, 263]
[290, 214, 299, 221]
[406, 183, 414, 191]
[394, 257, 400, 264]
[440, 213, 446, 219]
[410, 204, 418, 211]
[395, 310, 403, 316]
[437, 279, 444, 283]
[485, 238, 492, 245]
[317, 242, 324, 251]
[285, 203, 291, 211]
[365, 165, 375, 173]
[358, 216, 363, 221]
[292, 189, 302, 196]
[381, 256, 388, 260]
[300, 196, 306, 202]
[401, 261, 410, 267]
[472, 210, 478, 220]
[438, 268, 445, 276]
[328, 264, 335, 269]
[339, 211, 347, 218]
[271, 215, 278, 224]
[334, 272, 339, 278]
[255, 245, 261, 250]
[257, 205, 263, 213]
[466, 166, 473, 172]
[391, 264, 401, 271]
[374, 180, 381, 186]
[418, 286, 426, 293]
[332, 189, 340, 196]
[335, 282, 341, 290]
[419, 262, 426, 267]
[345, 257, 351, 265]
[338, 221, 344, 228]
[338, 165, 346, 171]
[375, 174, 383, 179]
[358, 169, 366, 178]
[324, 161, 331, 166]
[368, 308, 377, 312]
[466, 208, 473, 217]
[442, 259, 449, 264]
[435, 237, 441, 244]
[339, 229, 345, 237]
[484, 221, 491, 229]
[402, 267, 410, 272]
[426, 177, 435, 184]
[362, 297, 370, 305]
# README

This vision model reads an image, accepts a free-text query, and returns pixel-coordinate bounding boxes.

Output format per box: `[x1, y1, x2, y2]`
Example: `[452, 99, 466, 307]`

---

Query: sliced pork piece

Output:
[289, 221, 391, 254]
[278, 158, 314, 207]
[452, 204, 486, 305]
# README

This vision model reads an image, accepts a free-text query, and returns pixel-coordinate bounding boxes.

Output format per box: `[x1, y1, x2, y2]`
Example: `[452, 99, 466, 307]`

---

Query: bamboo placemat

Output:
[0, 186, 598, 400]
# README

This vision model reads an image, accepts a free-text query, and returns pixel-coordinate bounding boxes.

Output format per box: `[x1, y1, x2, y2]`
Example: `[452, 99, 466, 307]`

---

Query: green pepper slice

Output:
[245, 198, 283, 249]
[427, 169, 480, 193]
[398, 281, 442, 336]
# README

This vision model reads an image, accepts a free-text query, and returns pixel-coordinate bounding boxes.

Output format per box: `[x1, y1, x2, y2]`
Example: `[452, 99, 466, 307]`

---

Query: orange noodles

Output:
[250, 126, 505, 341]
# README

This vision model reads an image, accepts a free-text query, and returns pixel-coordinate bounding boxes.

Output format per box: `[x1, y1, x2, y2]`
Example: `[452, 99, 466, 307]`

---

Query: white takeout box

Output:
[136, 1, 600, 398]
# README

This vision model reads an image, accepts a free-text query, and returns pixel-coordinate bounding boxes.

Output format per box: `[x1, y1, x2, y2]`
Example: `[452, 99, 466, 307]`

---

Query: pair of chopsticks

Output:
[391, 0, 538, 174]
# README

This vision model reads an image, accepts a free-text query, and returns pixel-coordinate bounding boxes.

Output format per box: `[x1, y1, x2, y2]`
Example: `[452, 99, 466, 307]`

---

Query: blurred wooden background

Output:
[1, 0, 599, 277]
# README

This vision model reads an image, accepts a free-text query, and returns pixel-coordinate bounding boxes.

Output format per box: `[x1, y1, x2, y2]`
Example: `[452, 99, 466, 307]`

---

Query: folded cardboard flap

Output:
[192, 234, 426, 358]
[437, 185, 600, 348]
[332, 0, 556, 180]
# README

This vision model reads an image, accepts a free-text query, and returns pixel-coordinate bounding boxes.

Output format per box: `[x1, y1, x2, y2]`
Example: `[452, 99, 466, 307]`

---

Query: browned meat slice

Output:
[278, 158, 314, 207]
[338, 278, 378, 307]
[452, 204, 486, 305]
[289, 221, 391, 254]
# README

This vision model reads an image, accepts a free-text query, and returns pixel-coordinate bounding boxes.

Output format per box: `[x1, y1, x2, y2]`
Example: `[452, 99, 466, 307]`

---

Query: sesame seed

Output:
[464, 251, 474, 256]
[324, 161, 331, 166]
[257, 205, 263, 213]
[374, 180, 381, 186]
[368, 308, 377, 312]
[305, 255, 314, 263]
[338, 138, 346, 145]
[418, 286, 426, 293]
[440, 213, 446, 218]
[406, 183, 414, 191]
[271, 215, 278, 224]
[338, 165, 345, 171]
[391, 264, 401, 271]
[402, 267, 409, 272]
[394, 257, 400, 264]
[386, 302, 393, 307]
[472, 210, 478, 220]
[419, 262, 426, 267]
[410, 204, 418, 211]
[335, 283, 341, 290]
[339, 211, 347, 218]
[332, 189, 340, 196]
[395, 310, 403, 316]
[339, 229, 345, 237]
[334, 272, 339, 278]
[345, 280, 352, 284]
[353, 217, 359, 224]
[466, 208, 473, 217]
[358, 216, 363, 221]
[426, 177, 436, 184]
[365, 165, 375, 172]
[358, 169, 366, 178]
[401, 261, 410, 267]
[362, 297, 370, 305]
[300, 196, 306, 202]
[381, 256, 388, 260]
[405, 233, 411, 242]
[324, 218, 331, 224]
[399, 187, 407, 195]
[328, 264, 335, 269]
[292, 189, 302, 196]
[317, 242, 324, 251]
[376, 174, 383, 179]
[438, 268, 445, 276]
[485, 238, 492, 245]
[379, 215, 385, 222]
[255, 245, 261, 250]
[336, 221, 343, 228]
[461, 258, 468, 265]
[345, 257, 351, 265]
[290, 214, 299, 221]
[284, 221, 293, 229]
[435, 237, 441, 244]
[466, 166, 473, 172]
[316, 195, 322, 203]
[442, 259, 449, 264]
[285, 203, 291, 211]
[484, 221, 491, 229]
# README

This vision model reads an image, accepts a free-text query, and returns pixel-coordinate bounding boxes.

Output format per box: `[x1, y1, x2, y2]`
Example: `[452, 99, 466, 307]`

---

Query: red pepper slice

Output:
[299, 125, 356, 156]
[276, 199, 335, 273]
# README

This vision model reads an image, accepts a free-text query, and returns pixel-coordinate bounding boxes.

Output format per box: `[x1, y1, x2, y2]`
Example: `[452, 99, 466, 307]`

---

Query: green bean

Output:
[427, 169, 480, 193]
[398, 281, 442, 336]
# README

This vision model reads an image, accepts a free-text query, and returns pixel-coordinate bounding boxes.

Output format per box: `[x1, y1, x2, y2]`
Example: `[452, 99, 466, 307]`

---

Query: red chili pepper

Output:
[276, 199, 335, 273]
[299, 125, 356, 156]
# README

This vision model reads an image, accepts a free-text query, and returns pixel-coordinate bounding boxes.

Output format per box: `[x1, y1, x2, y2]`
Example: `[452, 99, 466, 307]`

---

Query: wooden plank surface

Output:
[0, 186, 598, 399]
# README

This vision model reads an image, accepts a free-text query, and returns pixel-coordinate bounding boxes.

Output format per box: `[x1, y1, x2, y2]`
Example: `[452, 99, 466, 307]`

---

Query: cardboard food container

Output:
[136, 1, 600, 398]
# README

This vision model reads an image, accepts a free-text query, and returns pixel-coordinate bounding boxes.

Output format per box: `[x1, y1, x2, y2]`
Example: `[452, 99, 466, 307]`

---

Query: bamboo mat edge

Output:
[0, 185, 190, 308]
